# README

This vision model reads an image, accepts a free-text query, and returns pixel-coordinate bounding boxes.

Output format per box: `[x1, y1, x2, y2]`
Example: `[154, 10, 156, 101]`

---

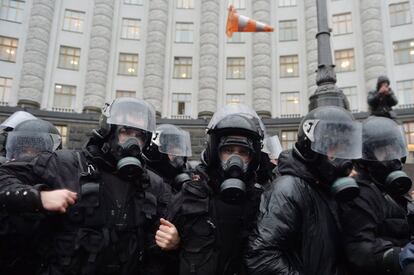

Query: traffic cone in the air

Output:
[226, 5, 274, 38]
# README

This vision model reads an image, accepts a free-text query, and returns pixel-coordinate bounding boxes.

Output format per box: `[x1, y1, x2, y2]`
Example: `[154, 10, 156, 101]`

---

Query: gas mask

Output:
[219, 154, 249, 204]
[366, 159, 412, 196]
[169, 156, 186, 170]
[315, 155, 359, 202]
[111, 128, 145, 181]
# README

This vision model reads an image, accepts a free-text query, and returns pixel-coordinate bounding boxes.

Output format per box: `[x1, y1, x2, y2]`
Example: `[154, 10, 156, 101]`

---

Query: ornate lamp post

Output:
[308, 0, 350, 111]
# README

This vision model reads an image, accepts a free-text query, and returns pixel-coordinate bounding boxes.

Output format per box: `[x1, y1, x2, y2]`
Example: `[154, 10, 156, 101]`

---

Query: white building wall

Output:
[0, 0, 414, 118]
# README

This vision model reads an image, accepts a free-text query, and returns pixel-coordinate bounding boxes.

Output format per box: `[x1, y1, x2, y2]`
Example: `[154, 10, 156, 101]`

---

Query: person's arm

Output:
[0, 153, 77, 213]
[385, 88, 398, 107]
[339, 191, 401, 274]
[245, 176, 303, 275]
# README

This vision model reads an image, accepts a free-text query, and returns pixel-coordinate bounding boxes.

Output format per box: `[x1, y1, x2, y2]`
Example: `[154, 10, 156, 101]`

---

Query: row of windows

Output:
[2, 37, 414, 77]
[1, 0, 411, 33]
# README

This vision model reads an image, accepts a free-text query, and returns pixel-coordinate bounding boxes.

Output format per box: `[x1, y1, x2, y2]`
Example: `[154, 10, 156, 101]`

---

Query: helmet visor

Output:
[6, 132, 61, 160]
[362, 123, 407, 161]
[153, 125, 192, 157]
[309, 120, 362, 159]
[105, 98, 156, 132]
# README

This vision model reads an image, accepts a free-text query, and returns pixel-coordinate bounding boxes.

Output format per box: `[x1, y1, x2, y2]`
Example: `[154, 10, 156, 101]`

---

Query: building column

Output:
[197, 0, 220, 119]
[359, 0, 387, 95]
[18, 0, 55, 109]
[304, 0, 318, 98]
[252, 0, 272, 118]
[143, 0, 169, 118]
[83, 0, 115, 113]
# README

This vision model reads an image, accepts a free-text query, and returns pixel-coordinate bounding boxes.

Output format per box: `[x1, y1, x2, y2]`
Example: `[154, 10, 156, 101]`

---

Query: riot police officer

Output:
[246, 106, 362, 275]
[0, 98, 172, 275]
[143, 124, 193, 193]
[339, 116, 414, 275]
[169, 104, 265, 275]
[0, 118, 62, 274]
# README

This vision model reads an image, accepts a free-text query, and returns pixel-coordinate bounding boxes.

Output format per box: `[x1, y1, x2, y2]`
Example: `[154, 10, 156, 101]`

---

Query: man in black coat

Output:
[367, 75, 398, 119]
[169, 104, 265, 275]
[246, 106, 362, 275]
[339, 116, 414, 275]
[0, 98, 174, 275]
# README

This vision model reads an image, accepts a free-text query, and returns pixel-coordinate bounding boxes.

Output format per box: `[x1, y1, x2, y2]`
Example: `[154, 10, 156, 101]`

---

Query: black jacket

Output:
[0, 142, 170, 275]
[245, 149, 346, 275]
[367, 76, 398, 118]
[339, 172, 412, 275]
[170, 164, 263, 275]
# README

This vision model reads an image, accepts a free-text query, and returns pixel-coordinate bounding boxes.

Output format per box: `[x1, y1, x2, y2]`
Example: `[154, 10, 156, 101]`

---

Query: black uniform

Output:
[170, 164, 263, 275]
[339, 173, 412, 275]
[0, 141, 170, 275]
[245, 149, 346, 275]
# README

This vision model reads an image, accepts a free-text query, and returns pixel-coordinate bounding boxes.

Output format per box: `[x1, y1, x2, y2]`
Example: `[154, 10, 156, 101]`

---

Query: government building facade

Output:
[0, 0, 414, 161]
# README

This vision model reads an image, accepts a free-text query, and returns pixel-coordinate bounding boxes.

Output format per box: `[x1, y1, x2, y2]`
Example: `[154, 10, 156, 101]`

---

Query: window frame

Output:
[118, 53, 139, 76]
[226, 57, 246, 79]
[280, 55, 299, 78]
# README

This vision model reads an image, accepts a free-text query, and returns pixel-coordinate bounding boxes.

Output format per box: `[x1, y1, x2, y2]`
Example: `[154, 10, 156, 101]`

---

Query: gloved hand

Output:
[400, 241, 414, 270]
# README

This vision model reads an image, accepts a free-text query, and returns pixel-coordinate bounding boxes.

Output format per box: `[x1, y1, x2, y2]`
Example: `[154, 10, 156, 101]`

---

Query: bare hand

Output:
[40, 189, 77, 213]
[379, 85, 389, 95]
[155, 218, 180, 250]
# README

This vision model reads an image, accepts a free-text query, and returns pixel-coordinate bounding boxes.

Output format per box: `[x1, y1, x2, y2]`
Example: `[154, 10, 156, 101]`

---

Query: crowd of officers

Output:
[0, 76, 413, 275]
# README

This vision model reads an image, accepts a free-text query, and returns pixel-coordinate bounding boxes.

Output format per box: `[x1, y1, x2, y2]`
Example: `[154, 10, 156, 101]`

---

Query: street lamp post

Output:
[308, 0, 350, 111]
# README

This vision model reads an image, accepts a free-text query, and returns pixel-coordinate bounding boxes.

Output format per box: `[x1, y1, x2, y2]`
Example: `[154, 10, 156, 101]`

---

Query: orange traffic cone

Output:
[226, 5, 274, 38]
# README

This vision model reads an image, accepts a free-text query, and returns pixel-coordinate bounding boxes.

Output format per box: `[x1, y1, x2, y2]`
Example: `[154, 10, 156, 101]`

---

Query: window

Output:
[332, 12, 352, 35]
[0, 36, 18, 62]
[118, 53, 138, 76]
[116, 90, 136, 98]
[173, 57, 192, 79]
[404, 122, 414, 145]
[341, 86, 358, 112]
[280, 92, 300, 115]
[279, 0, 296, 7]
[53, 84, 76, 110]
[281, 130, 297, 149]
[226, 57, 245, 79]
[55, 125, 68, 148]
[177, 0, 193, 9]
[175, 22, 194, 43]
[279, 20, 297, 41]
[397, 79, 414, 106]
[280, 55, 299, 77]
[393, 40, 414, 65]
[0, 77, 12, 103]
[389, 2, 411, 27]
[228, 0, 245, 9]
[121, 18, 140, 40]
[124, 0, 143, 5]
[227, 32, 244, 43]
[172, 93, 191, 117]
[280, 94, 299, 117]
[58, 46, 80, 70]
[0, 0, 24, 22]
[226, 94, 245, 104]
[335, 49, 355, 72]
[63, 10, 85, 33]
[404, 122, 414, 163]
